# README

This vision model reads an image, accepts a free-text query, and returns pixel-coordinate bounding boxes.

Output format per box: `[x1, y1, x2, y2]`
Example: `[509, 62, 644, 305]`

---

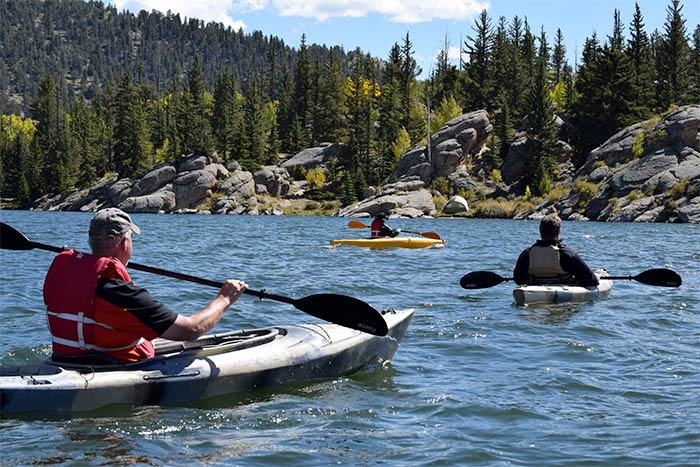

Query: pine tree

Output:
[31, 75, 68, 194]
[507, 16, 527, 120]
[70, 96, 101, 188]
[242, 78, 266, 170]
[316, 49, 346, 144]
[212, 72, 237, 162]
[570, 34, 608, 164]
[524, 28, 558, 195]
[399, 32, 422, 142]
[520, 19, 537, 93]
[182, 55, 213, 157]
[626, 3, 656, 118]
[290, 34, 312, 151]
[491, 17, 510, 112]
[10, 132, 32, 207]
[461, 10, 493, 111]
[655, 0, 690, 110]
[551, 28, 567, 84]
[377, 44, 404, 181]
[112, 72, 153, 177]
[690, 25, 700, 102]
[431, 34, 459, 106]
[604, 10, 637, 130]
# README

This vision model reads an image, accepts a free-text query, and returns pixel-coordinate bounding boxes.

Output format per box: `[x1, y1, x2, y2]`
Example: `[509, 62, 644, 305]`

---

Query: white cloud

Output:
[113, 0, 246, 30]
[113, 0, 489, 25]
[271, 0, 490, 23]
[447, 46, 462, 61]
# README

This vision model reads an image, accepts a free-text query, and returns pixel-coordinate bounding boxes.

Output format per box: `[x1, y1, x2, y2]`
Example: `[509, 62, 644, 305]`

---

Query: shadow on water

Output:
[517, 303, 583, 325]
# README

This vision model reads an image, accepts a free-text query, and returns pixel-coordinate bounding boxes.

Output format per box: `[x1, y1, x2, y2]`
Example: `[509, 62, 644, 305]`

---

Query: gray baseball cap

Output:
[89, 208, 140, 239]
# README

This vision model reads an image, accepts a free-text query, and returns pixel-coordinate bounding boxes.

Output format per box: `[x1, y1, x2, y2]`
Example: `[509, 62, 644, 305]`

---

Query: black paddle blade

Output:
[460, 271, 509, 289]
[0, 222, 33, 250]
[293, 293, 388, 336]
[634, 268, 682, 287]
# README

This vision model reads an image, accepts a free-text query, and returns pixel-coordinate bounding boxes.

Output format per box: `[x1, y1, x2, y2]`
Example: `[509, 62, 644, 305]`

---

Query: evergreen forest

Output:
[0, 0, 698, 208]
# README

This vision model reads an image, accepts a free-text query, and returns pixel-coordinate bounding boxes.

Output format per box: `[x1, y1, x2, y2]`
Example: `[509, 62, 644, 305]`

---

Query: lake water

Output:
[1, 210, 698, 467]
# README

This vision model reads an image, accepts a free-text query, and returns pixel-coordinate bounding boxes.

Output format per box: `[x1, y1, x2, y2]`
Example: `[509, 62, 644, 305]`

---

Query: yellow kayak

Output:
[330, 237, 445, 249]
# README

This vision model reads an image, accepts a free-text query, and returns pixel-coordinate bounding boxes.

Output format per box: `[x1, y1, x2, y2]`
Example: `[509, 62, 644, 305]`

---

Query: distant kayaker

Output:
[513, 213, 599, 287]
[370, 213, 400, 238]
[43, 208, 248, 363]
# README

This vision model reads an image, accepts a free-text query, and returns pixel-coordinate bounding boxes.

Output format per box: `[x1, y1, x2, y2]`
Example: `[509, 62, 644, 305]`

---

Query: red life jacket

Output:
[43, 250, 154, 362]
[370, 219, 383, 237]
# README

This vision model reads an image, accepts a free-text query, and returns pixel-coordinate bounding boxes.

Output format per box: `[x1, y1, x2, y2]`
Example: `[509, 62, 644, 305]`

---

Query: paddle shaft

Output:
[128, 261, 292, 304]
[16, 238, 284, 302]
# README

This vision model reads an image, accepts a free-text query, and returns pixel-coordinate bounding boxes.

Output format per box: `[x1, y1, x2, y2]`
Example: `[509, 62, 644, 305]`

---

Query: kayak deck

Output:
[330, 237, 444, 249]
[0, 309, 414, 416]
[513, 270, 612, 306]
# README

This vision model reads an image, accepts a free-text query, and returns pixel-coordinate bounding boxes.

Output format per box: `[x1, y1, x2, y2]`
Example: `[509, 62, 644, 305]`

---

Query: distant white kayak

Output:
[512, 270, 612, 306]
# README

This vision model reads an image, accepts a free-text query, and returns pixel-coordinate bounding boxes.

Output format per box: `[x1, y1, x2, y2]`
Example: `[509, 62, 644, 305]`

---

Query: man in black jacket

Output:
[514, 213, 599, 287]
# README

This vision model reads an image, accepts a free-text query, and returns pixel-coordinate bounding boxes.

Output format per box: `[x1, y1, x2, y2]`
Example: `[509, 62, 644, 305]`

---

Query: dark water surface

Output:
[1, 211, 698, 466]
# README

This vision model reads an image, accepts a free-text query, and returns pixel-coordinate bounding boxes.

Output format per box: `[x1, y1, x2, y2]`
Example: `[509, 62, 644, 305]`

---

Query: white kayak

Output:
[0, 308, 413, 416]
[513, 270, 612, 306]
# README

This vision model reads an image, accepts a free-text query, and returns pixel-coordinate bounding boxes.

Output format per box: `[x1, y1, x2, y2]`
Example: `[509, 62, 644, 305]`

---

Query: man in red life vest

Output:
[370, 213, 400, 238]
[513, 213, 599, 287]
[43, 208, 248, 363]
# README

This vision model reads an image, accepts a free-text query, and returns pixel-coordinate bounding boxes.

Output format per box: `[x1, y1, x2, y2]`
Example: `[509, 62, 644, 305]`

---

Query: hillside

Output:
[0, 0, 360, 114]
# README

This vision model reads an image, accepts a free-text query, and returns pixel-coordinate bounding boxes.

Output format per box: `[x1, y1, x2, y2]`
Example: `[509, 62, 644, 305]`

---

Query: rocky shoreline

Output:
[29, 105, 699, 224]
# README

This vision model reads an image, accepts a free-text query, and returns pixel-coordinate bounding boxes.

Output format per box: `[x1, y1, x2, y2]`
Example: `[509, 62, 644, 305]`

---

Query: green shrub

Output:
[573, 179, 598, 198]
[664, 199, 678, 212]
[631, 132, 645, 158]
[626, 189, 644, 201]
[305, 189, 336, 201]
[538, 173, 553, 195]
[669, 178, 688, 199]
[472, 198, 516, 218]
[546, 186, 569, 203]
[490, 168, 503, 184]
[644, 129, 666, 149]
[302, 167, 326, 189]
[640, 115, 661, 130]
[431, 177, 449, 195]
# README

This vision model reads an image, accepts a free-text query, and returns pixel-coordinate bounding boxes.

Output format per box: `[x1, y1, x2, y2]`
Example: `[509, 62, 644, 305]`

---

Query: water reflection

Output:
[518, 303, 583, 325]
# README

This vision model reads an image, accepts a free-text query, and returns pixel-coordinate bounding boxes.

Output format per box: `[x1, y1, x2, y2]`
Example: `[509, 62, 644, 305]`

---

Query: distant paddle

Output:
[347, 220, 442, 240]
[460, 268, 682, 289]
[0, 222, 388, 336]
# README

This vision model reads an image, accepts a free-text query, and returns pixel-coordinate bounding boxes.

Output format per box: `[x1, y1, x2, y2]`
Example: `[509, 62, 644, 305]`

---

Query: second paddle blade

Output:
[460, 271, 507, 289]
[0, 222, 33, 250]
[293, 293, 388, 336]
[634, 268, 682, 287]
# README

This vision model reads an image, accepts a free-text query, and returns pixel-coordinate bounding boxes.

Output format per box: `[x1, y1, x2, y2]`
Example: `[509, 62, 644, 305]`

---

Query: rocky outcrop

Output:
[501, 118, 575, 190]
[34, 154, 262, 214]
[336, 178, 436, 218]
[343, 110, 491, 218]
[281, 143, 341, 174]
[536, 105, 700, 223]
[388, 110, 492, 186]
[253, 166, 291, 197]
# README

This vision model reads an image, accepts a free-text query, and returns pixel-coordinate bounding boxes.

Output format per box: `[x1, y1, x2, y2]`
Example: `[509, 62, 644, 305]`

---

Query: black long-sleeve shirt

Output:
[513, 240, 599, 287]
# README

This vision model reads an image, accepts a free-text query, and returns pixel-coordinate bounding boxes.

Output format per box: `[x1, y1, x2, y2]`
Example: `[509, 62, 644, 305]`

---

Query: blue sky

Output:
[107, 0, 699, 78]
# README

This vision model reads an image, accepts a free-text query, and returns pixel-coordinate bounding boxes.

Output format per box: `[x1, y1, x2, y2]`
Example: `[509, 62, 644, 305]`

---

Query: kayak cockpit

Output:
[17, 328, 283, 373]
